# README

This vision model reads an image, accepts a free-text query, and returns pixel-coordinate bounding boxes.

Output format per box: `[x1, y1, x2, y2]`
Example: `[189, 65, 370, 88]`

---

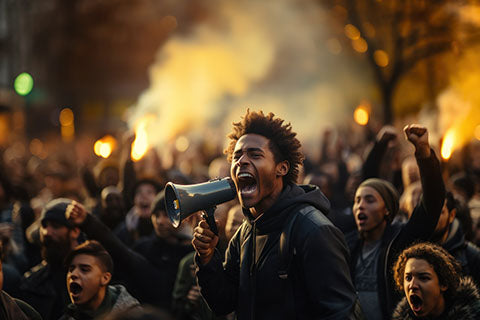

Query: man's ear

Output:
[70, 227, 81, 241]
[101, 272, 112, 287]
[276, 160, 290, 177]
[448, 208, 457, 224]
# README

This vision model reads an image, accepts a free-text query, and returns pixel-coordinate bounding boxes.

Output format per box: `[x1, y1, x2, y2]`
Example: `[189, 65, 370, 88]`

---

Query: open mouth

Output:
[357, 213, 367, 222]
[409, 294, 423, 313]
[69, 282, 83, 296]
[237, 172, 257, 195]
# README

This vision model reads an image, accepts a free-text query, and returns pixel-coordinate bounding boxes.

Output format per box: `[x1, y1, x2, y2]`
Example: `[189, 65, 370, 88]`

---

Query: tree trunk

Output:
[382, 83, 393, 124]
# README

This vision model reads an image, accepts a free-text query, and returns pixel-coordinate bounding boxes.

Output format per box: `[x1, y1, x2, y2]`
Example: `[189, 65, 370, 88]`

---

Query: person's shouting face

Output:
[230, 134, 288, 217]
[67, 254, 111, 310]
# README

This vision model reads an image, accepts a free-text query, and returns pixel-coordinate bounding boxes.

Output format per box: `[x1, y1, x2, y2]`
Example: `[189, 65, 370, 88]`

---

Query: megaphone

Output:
[165, 177, 237, 235]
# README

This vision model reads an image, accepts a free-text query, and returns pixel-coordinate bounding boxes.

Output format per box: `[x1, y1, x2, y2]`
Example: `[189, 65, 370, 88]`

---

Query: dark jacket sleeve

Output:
[195, 231, 241, 315]
[395, 149, 446, 250]
[361, 140, 389, 180]
[297, 213, 359, 319]
[81, 166, 100, 198]
[80, 214, 161, 304]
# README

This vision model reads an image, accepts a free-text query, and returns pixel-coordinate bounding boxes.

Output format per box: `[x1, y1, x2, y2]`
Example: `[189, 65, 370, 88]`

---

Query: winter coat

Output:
[0, 290, 42, 320]
[133, 234, 193, 310]
[19, 261, 70, 320]
[196, 184, 361, 320]
[172, 252, 227, 320]
[392, 277, 480, 320]
[59, 284, 141, 320]
[441, 219, 480, 286]
[346, 150, 446, 319]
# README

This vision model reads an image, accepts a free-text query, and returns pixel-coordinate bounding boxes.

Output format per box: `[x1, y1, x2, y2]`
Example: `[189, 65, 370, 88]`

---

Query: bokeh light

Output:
[94, 135, 117, 158]
[374, 50, 389, 67]
[354, 105, 370, 125]
[14, 72, 34, 96]
[175, 135, 190, 152]
[29, 138, 44, 156]
[59, 108, 74, 126]
[352, 38, 368, 53]
[344, 24, 360, 40]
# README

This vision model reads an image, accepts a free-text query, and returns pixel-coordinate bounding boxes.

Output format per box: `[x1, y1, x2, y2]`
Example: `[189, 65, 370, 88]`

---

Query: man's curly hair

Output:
[393, 242, 461, 302]
[224, 110, 304, 185]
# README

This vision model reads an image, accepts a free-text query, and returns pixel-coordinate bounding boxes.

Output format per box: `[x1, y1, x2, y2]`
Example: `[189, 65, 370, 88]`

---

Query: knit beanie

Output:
[40, 198, 74, 228]
[358, 178, 399, 222]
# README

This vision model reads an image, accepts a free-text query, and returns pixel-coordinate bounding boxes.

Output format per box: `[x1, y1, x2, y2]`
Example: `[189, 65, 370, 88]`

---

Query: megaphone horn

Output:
[165, 177, 237, 234]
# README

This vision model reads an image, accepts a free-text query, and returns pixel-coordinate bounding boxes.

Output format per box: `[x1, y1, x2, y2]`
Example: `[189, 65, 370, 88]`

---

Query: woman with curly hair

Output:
[392, 242, 480, 319]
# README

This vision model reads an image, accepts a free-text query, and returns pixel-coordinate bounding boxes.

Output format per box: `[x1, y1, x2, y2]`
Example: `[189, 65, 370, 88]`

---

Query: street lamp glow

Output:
[354, 105, 369, 125]
[14, 72, 34, 96]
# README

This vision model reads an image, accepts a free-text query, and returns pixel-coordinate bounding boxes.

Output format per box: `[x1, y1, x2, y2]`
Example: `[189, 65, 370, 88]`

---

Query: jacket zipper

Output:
[250, 221, 257, 320]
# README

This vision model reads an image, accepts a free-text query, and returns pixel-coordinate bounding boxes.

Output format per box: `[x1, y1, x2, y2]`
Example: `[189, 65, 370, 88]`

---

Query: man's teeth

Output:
[238, 173, 254, 178]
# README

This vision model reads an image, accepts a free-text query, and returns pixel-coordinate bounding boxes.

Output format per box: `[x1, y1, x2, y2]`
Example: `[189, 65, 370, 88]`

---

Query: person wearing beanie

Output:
[19, 198, 81, 320]
[345, 124, 446, 320]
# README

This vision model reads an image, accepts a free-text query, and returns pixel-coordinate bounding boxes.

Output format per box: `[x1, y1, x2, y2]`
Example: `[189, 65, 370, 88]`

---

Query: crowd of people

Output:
[0, 109, 479, 319]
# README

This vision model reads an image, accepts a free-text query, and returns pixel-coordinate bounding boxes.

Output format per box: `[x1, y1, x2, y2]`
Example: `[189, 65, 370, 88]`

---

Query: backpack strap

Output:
[278, 206, 307, 279]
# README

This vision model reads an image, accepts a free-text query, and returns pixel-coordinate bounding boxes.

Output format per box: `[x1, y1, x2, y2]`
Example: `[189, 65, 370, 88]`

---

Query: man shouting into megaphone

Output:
[192, 110, 363, 320]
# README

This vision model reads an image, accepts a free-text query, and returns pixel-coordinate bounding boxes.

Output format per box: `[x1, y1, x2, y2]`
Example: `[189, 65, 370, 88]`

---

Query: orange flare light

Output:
[441, 129, 455, 160]
[94, 135, 116, 159]
[131, 117, 153, 162]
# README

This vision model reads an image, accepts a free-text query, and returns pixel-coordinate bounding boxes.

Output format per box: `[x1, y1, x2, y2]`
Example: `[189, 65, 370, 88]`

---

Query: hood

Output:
[110, 284, 141, 312]
[244, 183, 330, 234]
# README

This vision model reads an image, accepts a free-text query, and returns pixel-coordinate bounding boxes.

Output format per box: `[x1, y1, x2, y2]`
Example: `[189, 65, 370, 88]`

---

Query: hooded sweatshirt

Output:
[197, 184, 359, 320]
[60, 284, 141, 320]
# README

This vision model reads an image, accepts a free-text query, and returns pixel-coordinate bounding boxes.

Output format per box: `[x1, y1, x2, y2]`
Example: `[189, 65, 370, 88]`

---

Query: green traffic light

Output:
[14, 72, 34, 96]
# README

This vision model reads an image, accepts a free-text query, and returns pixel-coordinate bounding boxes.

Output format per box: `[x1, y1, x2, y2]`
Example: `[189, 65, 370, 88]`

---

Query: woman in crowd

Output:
[392, 242, 480, 319]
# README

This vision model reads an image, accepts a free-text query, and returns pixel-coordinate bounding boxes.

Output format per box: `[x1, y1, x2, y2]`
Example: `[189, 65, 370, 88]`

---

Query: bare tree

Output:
[326, 0, 480, 124]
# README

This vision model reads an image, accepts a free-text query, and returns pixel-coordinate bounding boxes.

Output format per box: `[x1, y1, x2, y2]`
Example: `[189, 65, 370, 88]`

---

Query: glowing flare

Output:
[354, 105, 369, 125]
[441, 129, 455, 160]
[475, 125, 480, 141]
[131, 120, 150, 162]
[94, 135, 116, 159]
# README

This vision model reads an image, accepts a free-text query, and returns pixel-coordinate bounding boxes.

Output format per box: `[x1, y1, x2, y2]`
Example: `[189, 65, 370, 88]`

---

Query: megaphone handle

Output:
[203, 207, 218, 236]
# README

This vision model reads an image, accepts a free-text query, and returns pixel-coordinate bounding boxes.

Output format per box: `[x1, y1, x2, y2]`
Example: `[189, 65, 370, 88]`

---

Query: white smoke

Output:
[128, 0, 376, 157]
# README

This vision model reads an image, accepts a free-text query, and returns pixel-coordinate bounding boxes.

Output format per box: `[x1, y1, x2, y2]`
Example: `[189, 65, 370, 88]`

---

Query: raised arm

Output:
[362, 125, 398, 180]
[66, 201, 162, 305]
[400, 124, 445, 243]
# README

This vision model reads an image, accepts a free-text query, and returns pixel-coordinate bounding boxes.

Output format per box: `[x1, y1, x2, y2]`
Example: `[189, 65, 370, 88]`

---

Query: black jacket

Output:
[346, 150, 445, 319]
[196, 184, 360, 320]
[133, 234, 193, 309]
[392, 277, 480, 320]
[19, 262, 69, 320]
[441, 219, 480, 286]
[0, 290, 41, 320]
